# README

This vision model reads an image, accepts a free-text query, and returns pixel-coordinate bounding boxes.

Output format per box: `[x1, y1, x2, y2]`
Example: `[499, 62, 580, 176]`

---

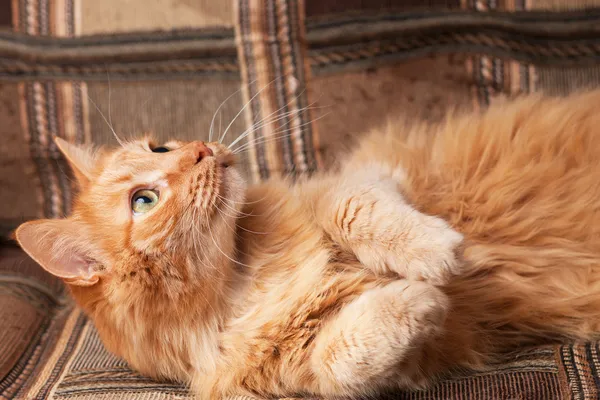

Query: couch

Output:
[2, 0, 600, 398]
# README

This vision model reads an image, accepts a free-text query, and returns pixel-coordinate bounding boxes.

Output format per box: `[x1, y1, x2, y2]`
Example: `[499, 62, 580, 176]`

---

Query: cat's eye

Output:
[131, 189, 159, 215]
[152, 146, 170, 153]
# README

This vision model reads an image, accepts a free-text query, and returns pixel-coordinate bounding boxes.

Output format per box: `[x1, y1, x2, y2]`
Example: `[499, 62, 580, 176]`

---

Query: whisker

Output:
[237, 110, 321, 147]
[228, 108, 305, 149]
[227, 89, 309, 149]
[214, 194, 256, 218]
[214, 193, 272, 218]
[232, 112, 329, 154]
[227, 90, 329, 149]
[218, 111, 222, 144]
[214, 200, 255, 218]
[131, 95, 154, 137]
[209, 81, 256, 142]
[215, 192, 270, 205]
[190, 206, 224, 277]
[107, 70, 114, 138]
[233, 133, 294, 154]
[215, 203, 269, 236]
[228, 102, 328, 150]
[87, 93, 125, 147]
[213, 206, 241, 220]
[219, 77, 279, 144]
[236, 226, 269, 235]
[193, 222, 211, 274]
[212, 209, 265, 270]
[206, 217, 254, 269]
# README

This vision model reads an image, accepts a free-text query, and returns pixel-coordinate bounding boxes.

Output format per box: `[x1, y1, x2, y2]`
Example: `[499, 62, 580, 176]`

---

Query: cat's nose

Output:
[191, 141, 213, 163]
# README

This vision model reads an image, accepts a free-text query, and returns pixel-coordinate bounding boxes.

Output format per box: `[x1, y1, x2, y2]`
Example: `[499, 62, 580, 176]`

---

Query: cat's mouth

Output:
[189, 158, 232, 214]
[190, 143, 242, 217]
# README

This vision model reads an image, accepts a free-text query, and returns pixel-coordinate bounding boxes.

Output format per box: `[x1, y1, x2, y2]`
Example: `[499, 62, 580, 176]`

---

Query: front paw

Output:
[403, 214, 464, 285]
[355, 215, 464, 285]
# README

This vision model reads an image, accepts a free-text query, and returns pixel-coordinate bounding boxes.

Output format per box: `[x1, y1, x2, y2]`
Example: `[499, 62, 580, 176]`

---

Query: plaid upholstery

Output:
[3, 0, 600, 398]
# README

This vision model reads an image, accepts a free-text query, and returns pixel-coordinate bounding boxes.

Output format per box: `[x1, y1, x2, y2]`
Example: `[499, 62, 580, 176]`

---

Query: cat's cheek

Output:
[130, 218, 178, 253]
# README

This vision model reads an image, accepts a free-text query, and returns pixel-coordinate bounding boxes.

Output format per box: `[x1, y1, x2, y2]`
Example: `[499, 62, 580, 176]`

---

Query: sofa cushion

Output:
[2, 247, 600, 399]
[1, 0, 600, 237]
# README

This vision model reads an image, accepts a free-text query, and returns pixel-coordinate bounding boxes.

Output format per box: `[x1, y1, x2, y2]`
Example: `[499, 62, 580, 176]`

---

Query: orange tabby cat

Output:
[15, 90, 600, 399]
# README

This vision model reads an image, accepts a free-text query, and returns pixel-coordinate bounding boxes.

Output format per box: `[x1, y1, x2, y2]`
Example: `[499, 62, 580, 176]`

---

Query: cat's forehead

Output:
[103, 137, 190, 161]
[115, 137, 189, 153]
[94, 137, 191, 184]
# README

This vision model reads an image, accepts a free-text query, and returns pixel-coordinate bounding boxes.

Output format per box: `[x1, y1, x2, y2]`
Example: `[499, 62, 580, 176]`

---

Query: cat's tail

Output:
[377, 90, 600, 371]
[450, 243, 600, 347]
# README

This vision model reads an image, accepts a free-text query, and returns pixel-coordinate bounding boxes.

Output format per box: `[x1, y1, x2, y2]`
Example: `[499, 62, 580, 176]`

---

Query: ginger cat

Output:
[15, 91, 600, 399]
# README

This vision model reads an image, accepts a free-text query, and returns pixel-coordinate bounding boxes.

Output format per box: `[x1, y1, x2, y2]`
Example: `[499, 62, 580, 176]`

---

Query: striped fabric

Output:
[0, 4, 599, 232]
[13, 0, 90, 219]
[463, 0, 537, 108]
[235, 0, 321, 181]
[462, 0, 600, 108]
[3, 0, 600, 399]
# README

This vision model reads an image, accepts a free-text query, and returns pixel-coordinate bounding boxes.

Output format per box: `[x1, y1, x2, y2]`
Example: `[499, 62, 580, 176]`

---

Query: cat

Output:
[14, 90, 600, 399]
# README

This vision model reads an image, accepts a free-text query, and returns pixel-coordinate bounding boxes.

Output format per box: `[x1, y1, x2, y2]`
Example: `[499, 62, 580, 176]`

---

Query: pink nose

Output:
[193, 141, 213, 162]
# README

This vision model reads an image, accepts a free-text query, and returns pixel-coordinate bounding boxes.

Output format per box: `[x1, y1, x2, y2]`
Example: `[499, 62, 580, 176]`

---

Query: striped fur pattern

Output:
[13, 90, 600, 398]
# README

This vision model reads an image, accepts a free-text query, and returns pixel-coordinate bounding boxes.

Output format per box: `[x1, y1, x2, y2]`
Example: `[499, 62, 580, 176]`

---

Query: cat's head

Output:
[15, 136, 245, 378]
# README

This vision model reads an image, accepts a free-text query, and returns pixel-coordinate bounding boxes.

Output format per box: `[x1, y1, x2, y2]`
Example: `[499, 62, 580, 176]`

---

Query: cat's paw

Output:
[402, 214, 464, 285]
[355, 215, 463, 285]
[310, 280, 448, 397]
[397, 280, 449, 338]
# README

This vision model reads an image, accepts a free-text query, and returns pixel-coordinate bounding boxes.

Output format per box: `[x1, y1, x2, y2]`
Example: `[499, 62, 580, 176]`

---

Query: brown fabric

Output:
[0, 295, 45, 384]
[461, 0, 600, 110]
[86, 80, 245, 147]
[462, 0, 533, 108]
[80, 0, 234, 34]
[312, 56, 474, 168]
[2, 11, 600, 81]
[0, 0, 11, 28]
[86, 80, 251, 181]
[235, 0, 321, 181]
[559, 344, 600, 399]
[0, 30, 239, 81]
[0, 246, 73, 399]
[17, 81, 89, 219]
[0, 83, 39, 226]
[12, 0, 89, 221]
[529, 0, 600, 9]
[536, 66, 600, 95]
[306, 0, 461, 16]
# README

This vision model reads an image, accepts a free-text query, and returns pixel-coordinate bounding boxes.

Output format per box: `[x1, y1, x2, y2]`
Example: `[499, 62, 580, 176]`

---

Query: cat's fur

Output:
[15, 91, 600, 399]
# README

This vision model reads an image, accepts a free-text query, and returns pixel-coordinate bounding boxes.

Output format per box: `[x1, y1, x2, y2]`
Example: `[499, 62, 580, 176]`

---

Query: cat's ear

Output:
[54, 137, 98, 187]
[15, 219, 104, 287]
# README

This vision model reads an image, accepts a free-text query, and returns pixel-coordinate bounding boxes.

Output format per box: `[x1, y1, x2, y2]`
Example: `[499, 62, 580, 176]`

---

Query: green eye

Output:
[131, 189, 159, 215]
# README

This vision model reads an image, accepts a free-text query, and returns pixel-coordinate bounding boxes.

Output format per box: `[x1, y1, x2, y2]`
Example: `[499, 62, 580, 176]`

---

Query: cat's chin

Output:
[217, 165, 246, 212]
[216, 152, 235, 169]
